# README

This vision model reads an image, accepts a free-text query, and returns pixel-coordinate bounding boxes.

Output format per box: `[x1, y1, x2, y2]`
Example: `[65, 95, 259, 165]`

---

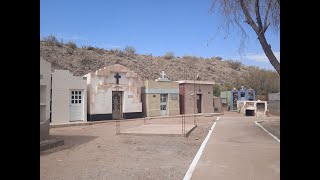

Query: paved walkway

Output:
[189, 115, 280, 180]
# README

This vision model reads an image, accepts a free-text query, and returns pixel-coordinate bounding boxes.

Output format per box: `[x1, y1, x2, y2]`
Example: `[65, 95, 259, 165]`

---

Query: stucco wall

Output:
[84, 64, 142, 117]
[40, 59, 51, 141]
[40, 59, 51, 122]
[180, 83, 214, 114]
[267, 93, 280, 116]
[142, 80, 180, 117]
[51, 70, 87, 124]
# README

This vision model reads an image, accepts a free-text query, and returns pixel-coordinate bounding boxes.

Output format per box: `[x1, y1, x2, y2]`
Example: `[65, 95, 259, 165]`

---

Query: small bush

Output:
[87, 46, 95, 50]
[182, 55, 192, 59]
[211, 56, 223, 61]
[66, 48, 74, 55]
[164, 52, 175, 59]
[43, 35, 59, 46]
[67, 41, 77, 49]
[92, 48, 105, 55]
[80, 57, 94, 66]
[226, 60, 242, 70]
[124, 46, 136, 55]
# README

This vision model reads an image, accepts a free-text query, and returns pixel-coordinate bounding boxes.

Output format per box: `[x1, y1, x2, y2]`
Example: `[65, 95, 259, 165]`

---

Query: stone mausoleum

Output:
[142, 71, 180, 117]
[84, 64, 143, 120]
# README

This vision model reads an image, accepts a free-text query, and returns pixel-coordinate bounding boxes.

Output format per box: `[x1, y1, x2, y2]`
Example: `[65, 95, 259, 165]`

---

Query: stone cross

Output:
[160, 71, 166, 78]
[114, 73, 121, 84]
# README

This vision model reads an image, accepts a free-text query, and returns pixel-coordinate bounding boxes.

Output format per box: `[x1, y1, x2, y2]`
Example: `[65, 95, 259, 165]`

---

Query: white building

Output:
[84, 64, 143, 120]
[40, 59, 51, 141]
[51, 70, 87, 124]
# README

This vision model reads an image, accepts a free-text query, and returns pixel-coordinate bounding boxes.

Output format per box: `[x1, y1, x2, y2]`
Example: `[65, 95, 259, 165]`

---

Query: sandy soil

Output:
[40, 116, 216, 180]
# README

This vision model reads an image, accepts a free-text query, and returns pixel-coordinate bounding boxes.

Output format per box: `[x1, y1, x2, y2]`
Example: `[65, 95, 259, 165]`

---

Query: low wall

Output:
[268, 100, 280, 116]
[40, 119, 50, 141]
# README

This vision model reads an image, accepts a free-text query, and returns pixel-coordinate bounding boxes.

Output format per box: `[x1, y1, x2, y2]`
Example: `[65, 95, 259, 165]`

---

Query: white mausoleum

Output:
[84, 64, 143, 120]
[51, 70, 87, 124]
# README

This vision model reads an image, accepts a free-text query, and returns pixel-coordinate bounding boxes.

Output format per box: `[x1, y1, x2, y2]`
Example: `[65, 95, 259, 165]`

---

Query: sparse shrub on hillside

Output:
[183, 55, 199, 59]
[94, 48, 105, 55]
[112, 48, 125, 57]
[124, 46, 136, 55]
[211, 56, 223, 61]
[183, 55, 192, 59]
[67, 41, 77, 49]
[242, 68, 280, 95]
[56, 39, 64, 47]
[80, 57, 94, 66]
[226, 60, 242, 70]
[43, 35, 59, 46]
[87, 46, 95, 50]
[164, 52, 175, 59]
[66, 48, 74, 55]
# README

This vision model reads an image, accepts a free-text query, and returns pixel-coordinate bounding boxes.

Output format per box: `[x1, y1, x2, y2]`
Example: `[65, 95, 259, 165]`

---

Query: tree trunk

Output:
[257, 34, 280, 75]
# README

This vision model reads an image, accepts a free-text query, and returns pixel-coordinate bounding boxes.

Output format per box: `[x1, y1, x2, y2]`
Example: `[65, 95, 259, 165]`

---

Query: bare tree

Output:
[210, 0, 280, 75]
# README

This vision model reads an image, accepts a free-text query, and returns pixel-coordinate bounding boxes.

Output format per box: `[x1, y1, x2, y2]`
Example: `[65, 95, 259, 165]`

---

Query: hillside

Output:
[40, 40, 260, 86]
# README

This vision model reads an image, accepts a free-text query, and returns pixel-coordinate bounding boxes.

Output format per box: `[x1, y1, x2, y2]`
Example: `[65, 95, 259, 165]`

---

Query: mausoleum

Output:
[142, 71, 180, 117]
[84, 64, 143, 120]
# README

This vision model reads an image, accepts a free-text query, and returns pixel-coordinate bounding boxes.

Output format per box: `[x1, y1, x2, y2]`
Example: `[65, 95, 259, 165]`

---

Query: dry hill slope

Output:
[40, 41, 254, 85]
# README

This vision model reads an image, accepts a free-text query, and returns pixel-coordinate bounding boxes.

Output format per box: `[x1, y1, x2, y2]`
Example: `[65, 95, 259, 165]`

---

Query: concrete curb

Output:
[118, 125, 197, 137]
[40, 139, 64, 151]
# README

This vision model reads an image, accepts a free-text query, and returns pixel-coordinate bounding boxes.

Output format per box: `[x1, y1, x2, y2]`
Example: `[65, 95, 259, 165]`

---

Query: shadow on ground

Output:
[40, 135, 98, 156]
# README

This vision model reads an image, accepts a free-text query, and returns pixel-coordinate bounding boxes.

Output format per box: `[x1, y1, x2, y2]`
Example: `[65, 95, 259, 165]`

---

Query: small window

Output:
[79, 95, 81, 99]
[72, 96, 74, 99]
[79, 100, 82, 103]
[72, 91, 74, 95]
[75, 91, 78, 95]
[75, 96, 78, 99]
[71, 100, 74, 103]
[79, 91, 81, 95]
[241, 92, 245, 97]
[75, 100, 78, 103]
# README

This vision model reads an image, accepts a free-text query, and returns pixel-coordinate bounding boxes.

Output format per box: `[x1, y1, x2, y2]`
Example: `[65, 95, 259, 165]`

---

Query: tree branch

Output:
[239, 0, 259, 33]
[264, 0, 272, 29]
[255, 0, 263, 31]
[257, 22, 270, 38]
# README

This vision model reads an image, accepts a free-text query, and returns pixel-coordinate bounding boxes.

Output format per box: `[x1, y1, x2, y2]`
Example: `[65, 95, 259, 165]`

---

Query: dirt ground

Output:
[40, 116, 216, 180]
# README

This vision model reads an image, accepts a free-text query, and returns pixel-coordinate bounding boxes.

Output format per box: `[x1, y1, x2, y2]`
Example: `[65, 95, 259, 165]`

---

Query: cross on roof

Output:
[160, 71, 166, 78]
[114, 73, 121, 84]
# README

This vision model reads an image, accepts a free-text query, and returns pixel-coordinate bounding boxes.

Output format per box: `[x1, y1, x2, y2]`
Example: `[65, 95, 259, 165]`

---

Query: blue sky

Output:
[40, 0, 280, 70]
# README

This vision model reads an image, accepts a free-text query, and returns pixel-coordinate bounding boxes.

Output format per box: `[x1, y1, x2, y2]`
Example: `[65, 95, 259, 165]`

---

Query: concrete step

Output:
[40, 139, 64, 151]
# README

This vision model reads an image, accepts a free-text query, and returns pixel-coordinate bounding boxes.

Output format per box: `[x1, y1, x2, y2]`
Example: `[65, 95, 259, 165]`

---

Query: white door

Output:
[69, 90, 84, 121]
[160, 94, 168, 116]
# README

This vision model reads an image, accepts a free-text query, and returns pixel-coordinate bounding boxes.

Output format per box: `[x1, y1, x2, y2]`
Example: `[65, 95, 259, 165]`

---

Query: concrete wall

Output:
[51, 70, 87, 124]
[40, 120, 50, 141]
[40, 59, 51, 141]
[268, 92, 280, 101]
[40, 59, 51, 122]
[142, 80, 180, 117]
[84, 64, 143, 120]
[268, 92, 280, 116]
[179, 82, 214, 114]
[213, 97, 222, 113]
